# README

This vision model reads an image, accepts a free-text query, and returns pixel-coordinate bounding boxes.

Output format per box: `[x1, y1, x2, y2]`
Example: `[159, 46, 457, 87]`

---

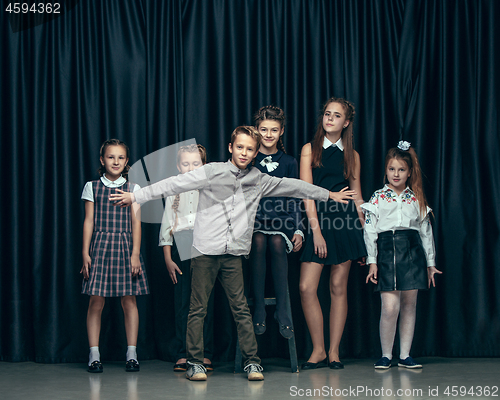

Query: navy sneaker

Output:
[398, 356, 422, 369]
[374, 357, 392, 369]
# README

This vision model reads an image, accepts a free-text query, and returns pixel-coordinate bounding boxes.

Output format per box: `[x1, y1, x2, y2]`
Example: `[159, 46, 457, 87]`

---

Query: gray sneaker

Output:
[185, 362, 207, 381]
[244, 363, 264, 381]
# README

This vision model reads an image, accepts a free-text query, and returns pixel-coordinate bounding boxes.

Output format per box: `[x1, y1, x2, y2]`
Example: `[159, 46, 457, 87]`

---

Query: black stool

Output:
[234, 285, 299, 373]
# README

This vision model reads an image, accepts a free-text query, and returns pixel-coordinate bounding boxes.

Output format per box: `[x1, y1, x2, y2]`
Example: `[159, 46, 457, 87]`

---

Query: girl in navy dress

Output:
[299, 98, 366, 369]
[81, 139, 149, 373]
[362, 142, 442, 369]
[250, 105, 302, 339]
[159, 144, 215, 372]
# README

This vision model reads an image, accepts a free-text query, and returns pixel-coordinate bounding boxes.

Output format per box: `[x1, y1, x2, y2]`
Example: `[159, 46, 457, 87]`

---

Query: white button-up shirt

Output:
[134, 161, 330, 256]
[158, 190, 199, 246]
[361, 185, 436, 266]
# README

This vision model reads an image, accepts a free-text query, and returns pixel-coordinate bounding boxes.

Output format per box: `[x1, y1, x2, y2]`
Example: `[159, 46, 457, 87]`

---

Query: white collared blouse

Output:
[81, 175, 141, 202]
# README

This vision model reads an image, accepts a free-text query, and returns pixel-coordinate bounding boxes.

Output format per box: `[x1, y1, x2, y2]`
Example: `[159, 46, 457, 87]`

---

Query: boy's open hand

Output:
[109, 189, 134, 207]
[329, 187, 357, 204]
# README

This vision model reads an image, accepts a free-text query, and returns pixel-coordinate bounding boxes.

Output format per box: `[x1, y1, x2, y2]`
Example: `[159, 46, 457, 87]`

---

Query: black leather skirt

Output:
[376, 229, 428, 292]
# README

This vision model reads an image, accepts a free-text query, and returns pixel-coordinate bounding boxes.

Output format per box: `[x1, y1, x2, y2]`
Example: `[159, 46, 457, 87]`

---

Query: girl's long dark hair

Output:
[310, 97, 357, 180]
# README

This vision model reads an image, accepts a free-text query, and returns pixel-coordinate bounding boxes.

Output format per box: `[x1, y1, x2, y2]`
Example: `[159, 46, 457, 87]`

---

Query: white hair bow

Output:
[397, 140, 411, 151]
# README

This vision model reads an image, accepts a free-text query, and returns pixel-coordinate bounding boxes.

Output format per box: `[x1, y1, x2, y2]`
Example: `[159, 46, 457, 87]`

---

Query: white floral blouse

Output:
[361, 185, 436, 267]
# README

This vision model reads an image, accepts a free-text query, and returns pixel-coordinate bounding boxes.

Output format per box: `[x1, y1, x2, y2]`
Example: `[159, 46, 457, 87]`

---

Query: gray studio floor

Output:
[1, 358, 499, 400]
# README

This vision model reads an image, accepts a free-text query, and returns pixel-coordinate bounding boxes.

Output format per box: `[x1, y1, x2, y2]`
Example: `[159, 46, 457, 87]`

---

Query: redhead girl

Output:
[363, 142, 442, 369]
[158, 144, 215, 372]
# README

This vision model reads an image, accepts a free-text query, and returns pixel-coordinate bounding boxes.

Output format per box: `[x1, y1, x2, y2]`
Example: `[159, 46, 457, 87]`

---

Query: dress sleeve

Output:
[158, 196, 175, 246]
[361, 193, 379, 265]
[81, 182, 94, 202]
[419, 206, 436, 267]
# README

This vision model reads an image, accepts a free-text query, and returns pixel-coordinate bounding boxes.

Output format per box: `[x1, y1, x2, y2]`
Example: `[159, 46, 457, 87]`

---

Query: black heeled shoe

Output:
[301, 358, 327, 370]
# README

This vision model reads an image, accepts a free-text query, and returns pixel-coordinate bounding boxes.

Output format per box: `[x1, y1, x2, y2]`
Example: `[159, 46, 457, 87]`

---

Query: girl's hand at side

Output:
[166, 260, 182, 284]
[366, 263, 378, 284]
[313, 232, 327, 258]
[329, 187, 357, 204]
[131, 254, 142, 277]
[291, 233, 303, 252]
[427, 266, 442, 288]
[81, 254, 92, 280]
[109, 189, 135, 207]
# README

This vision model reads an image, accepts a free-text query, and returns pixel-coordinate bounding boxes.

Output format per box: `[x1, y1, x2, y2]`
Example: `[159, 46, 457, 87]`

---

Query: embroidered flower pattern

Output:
[369, 193, 379, 205]
[380, 190, 397, 203]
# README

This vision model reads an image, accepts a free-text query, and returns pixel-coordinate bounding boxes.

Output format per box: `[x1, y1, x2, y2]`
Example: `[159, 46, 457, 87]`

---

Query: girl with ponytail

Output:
[362, 141, 442, 369]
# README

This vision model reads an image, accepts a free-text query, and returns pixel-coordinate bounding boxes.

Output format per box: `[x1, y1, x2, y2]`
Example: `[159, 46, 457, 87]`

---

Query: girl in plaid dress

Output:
[81, 139, 149, 373]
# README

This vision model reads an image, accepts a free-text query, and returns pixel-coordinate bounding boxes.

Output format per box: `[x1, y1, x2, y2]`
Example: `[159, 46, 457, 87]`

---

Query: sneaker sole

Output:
[186, 374, 207, 381]
[398, 363, 422, 369]
[374, 365, 391, 369]
[248, 373, 264, 381]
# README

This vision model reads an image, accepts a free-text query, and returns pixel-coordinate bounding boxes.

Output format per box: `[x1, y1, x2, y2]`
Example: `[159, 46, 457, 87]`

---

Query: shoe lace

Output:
[244, 363, 263, 373]
[189, 363, 207, 374]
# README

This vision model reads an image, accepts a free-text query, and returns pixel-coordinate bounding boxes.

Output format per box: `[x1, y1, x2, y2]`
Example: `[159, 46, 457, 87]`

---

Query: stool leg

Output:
[286, 286, 299, 373]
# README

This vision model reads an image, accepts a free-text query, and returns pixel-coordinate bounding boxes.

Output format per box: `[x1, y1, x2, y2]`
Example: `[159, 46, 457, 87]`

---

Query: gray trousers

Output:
[186, 254, 261, 366]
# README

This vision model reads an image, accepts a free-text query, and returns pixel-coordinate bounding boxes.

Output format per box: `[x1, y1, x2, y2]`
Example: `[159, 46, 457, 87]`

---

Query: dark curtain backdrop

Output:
[1, 0, 499, 363]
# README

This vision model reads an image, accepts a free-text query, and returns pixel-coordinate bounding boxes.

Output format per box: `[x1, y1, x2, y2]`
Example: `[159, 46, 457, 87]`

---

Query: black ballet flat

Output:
[173, 362, 187, 372]
[274, 313, 294, 339]
[301, 358, 327, 370]
[329, 361, 344, 369]
[88, 360, 103, 373]
[253, 321, 266, 335]
[125, 359, 140, 372]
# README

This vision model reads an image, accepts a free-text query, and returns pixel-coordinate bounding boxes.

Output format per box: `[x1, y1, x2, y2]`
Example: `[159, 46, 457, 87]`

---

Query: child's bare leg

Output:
[398, 290, 418, 359]
[121, 296, 139, 346]
[300, 262, 326, 362]
[87, 296, 105, 347]
[380, 291, 401, 359]
[328, 261, 351, 362]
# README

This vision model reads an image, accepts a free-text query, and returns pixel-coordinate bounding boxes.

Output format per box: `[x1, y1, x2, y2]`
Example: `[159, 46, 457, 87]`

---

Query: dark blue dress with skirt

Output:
[300, 144, 367, 265]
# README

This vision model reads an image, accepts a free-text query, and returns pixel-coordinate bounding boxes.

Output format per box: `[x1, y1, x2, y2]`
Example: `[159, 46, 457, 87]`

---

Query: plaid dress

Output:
[82, 180, 149, 297]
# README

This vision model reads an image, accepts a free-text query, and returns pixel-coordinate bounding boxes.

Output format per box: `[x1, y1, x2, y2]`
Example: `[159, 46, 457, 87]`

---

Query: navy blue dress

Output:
[253, 150, 302, 252]
[300, 145, 367, 265]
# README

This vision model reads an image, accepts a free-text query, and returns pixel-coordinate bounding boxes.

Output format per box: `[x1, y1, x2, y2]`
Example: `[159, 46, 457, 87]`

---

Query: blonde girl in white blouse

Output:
[362, 142, 442, 370]
[158, 144, 214, 372]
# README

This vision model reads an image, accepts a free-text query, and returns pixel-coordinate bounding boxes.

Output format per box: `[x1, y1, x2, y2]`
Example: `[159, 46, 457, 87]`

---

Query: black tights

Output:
[249, 232, 292, 327]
